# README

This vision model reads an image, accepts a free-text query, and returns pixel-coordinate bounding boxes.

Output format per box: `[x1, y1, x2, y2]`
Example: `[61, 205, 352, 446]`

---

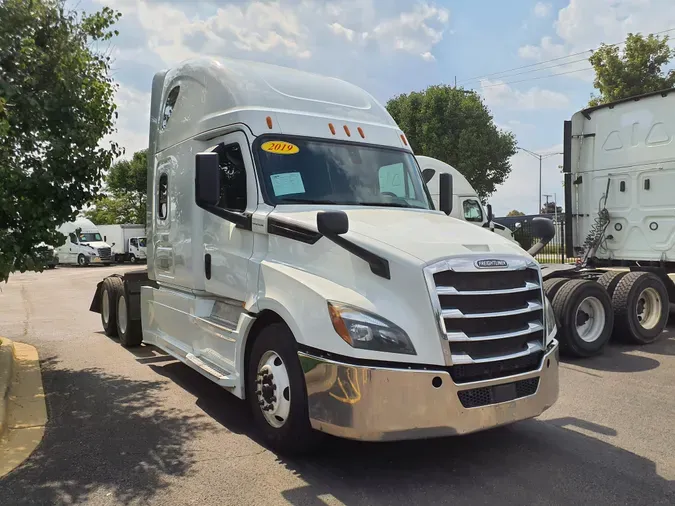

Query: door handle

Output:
[205, 253, 212, 280]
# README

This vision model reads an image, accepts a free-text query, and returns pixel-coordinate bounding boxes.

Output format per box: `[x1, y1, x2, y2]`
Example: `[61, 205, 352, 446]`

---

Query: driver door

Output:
[202, 130, 257, 302]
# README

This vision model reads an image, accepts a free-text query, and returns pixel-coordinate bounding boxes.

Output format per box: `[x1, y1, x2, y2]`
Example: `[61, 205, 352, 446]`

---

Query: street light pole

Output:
[517, 147, 564, 214]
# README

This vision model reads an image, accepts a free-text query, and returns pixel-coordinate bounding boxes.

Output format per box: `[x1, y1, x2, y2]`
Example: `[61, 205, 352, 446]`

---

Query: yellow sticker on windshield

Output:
[261, 141, 299, 155]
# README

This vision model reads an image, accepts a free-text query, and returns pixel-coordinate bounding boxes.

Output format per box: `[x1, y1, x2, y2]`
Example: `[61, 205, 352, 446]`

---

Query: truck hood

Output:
[80, 241, 110, 249]
[270, 207, 528, 263]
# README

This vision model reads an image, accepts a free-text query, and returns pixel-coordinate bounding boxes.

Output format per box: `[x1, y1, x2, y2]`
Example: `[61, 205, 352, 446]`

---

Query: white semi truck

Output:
[417, 156, 517, 243]
[539, 88, 675, 358]
[89, 57, 560, 454]
[98, 224, 147, 263]
[56, 218, 114, 266]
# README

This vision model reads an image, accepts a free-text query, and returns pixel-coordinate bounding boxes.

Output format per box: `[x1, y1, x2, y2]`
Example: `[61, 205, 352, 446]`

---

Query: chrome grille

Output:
[97, 247, 112, 260]
[425, 256, 545, 376]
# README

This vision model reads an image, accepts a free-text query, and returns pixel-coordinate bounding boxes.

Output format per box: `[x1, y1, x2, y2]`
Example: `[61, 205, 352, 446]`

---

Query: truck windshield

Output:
[138, 237, 146, 247]
[79, 232, 102, 242]
[255, 137, 432, 209]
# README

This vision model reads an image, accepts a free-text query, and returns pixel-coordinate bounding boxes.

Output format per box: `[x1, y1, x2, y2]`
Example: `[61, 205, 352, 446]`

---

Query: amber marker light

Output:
[328, 302, 352, 346]
[357, 127, 365, 138]
[266, 116, 273, 129]
[328, 123, 336, 135]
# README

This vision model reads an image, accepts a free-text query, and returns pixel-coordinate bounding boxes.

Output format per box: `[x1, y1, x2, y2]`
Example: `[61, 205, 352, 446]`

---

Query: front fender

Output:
[250, 260, 373, 357]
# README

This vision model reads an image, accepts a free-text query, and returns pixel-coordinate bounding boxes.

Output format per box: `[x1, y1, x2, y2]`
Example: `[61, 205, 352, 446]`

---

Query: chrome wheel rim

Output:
[102, 289, 110, 325]
[636, 287, 661, 329]
[256, 351, 291, 428]
[78, 256, 85, 266]
[576, 296, 606, 343]
[117, 294, 128, 335]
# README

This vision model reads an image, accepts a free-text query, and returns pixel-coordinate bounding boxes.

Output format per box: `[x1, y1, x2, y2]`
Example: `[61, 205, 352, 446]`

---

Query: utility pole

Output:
[517, 148, 563, 214]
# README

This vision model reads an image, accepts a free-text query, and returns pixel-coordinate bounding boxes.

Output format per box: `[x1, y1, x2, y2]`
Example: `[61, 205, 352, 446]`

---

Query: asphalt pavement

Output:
[0, 266, 673, 505]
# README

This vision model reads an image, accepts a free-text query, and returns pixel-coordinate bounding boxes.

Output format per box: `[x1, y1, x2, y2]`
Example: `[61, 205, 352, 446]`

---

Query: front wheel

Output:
[77, 254, 87, 266]
[246, 323, 320, 455]
[129, 254, 137, 264]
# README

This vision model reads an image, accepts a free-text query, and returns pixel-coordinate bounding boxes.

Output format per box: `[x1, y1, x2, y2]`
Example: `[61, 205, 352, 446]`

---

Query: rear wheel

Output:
[116, 291, 143, 347]
[611, 271, 668, 344]
[101, 277, 124, 337]
[543, 278, 569, 301]
[597, 271, 628, 299]
[552, 279, 613, 357]
[246, 323, 320, 455]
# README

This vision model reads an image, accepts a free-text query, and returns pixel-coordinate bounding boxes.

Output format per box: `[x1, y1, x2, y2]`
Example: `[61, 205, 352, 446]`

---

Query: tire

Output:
[101, 277, 124, 337]
[543, 278, 569, 301]
[129, 254, 137, 264]
[116, 290, 143, 347]
[77, 254, 87, 266]
[246, 323, 320, 455]
[552, 279, 613, 358]
[47, 264, 56, 270]
[611, 271, 669, 344]
[597, 271, 628, 299]
[114, 254, 121, 263]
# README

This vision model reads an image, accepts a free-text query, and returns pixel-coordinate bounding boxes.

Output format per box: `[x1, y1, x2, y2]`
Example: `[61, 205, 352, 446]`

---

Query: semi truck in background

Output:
[98, 224, 147, 263]
[89, 57, 560, 454]
[538, 88, 675, 358]
[417, 156, 517, 243]
[56, 218, 114, 266]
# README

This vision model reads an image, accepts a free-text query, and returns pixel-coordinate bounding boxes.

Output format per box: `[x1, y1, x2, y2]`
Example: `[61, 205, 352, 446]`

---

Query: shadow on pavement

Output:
[0, 356, 213, 506]
[276, 417, 673, 506]
[564, 328, 675, 373]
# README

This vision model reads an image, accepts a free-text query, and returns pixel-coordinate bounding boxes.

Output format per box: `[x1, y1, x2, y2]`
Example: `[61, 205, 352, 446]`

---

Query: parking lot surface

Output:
[0, 266, 674, 505]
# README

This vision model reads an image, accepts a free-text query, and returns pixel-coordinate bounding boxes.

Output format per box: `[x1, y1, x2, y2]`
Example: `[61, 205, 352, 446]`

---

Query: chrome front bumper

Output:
[299, 342, 559, 442]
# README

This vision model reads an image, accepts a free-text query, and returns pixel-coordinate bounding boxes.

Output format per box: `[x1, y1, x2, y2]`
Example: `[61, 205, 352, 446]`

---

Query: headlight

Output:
[327, 301, 416, 355]
[544, 296, 557, 344]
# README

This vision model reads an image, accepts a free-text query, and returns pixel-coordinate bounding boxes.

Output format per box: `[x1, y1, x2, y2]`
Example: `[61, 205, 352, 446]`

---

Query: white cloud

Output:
[519, 0, 675, 81]
[480, 79, 570, 110]
[94, 0, 452, 157]
[534, 2, 552, 18]
[490, 144, 565, 216]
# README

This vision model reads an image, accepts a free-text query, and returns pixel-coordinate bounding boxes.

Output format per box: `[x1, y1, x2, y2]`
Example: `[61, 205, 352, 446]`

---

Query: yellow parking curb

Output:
[0, 340, 47, 478]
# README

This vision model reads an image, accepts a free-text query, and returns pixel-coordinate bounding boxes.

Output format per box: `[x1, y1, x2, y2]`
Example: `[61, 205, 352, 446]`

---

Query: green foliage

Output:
[0, 0, 121, 281]
[589, 33, 675, 106]
[87, 149, 148, 225]
[506, 209, 525, 217]
[84, 193, 145, 225]
[386, 85, 517, 199]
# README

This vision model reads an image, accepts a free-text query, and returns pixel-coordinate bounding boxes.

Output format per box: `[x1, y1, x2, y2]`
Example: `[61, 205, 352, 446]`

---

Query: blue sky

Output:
[81, 0, 675, 215]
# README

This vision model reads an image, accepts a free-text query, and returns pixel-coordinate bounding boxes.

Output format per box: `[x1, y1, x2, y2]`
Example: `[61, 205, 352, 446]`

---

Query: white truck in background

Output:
[98, 224, 147, 263]
[540, 88, 675, 357]
[416, 156, 517, 244]
[89, 57, 560, 454]
[56, 218, 114, 266]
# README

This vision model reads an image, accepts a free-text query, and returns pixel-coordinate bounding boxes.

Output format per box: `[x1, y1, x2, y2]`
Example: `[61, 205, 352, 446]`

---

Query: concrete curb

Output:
[0, 337, 16, 440]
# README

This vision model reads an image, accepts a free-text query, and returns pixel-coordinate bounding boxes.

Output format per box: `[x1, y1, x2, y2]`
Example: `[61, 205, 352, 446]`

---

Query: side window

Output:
[161, 86, 180, 130]
[214, 142, 247, 212]
[69, 233, 78, 244]
[379, 163, 413, 198]
[130, 238, 138, 247]
[463, 199, 484, 222]
[158, 173, 168, 220]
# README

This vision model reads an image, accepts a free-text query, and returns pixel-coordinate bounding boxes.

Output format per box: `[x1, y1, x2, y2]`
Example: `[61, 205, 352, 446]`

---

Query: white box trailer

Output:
[540, 88, 675, 357]
[98, 224, 147, 263]
[88, 57, 560, 454]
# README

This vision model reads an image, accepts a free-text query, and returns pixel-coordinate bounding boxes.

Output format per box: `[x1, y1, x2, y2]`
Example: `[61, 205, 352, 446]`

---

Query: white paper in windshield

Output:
[271, 172, 305, 196]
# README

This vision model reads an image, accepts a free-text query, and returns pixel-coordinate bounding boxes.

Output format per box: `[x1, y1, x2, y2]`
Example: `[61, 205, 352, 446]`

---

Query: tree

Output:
[507, 210, 525, 217]
[0, 0, 121, 281]
[386, 85, 517, 199]
[86, 149, 148, 224]
[589, 33, 675, 106]
[84, 194, 143, 225]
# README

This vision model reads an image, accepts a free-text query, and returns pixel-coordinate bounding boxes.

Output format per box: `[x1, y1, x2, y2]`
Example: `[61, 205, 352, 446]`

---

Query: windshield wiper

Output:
[277, 198, 338, 205]
[359, 202, 425, 209]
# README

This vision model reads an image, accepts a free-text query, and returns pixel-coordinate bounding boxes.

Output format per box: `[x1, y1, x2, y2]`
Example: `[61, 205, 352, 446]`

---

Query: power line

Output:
[474, 55, 592, 83]
[479, 67, 594, 88]
[459, 26, 675, 86]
